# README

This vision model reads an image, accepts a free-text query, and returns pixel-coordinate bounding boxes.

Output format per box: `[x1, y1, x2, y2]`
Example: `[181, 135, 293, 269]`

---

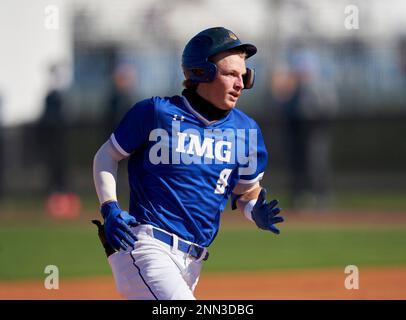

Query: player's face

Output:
[197, 53, 246, 110]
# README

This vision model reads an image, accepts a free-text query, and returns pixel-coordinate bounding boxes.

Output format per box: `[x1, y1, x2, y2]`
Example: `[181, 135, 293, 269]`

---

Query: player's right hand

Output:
[100, 201, 139, 251]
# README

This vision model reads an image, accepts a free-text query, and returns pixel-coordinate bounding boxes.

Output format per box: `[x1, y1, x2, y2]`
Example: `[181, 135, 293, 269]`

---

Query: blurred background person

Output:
[37, 62, 82, 219]
[37, 63, 69, 195]
[269, 66, 307, 210]
[269, 42, 338, 211]
[103, 63, 137, 140]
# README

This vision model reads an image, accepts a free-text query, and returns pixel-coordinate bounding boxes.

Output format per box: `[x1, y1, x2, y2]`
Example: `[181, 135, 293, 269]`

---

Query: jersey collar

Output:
[181, 89, 232, 127]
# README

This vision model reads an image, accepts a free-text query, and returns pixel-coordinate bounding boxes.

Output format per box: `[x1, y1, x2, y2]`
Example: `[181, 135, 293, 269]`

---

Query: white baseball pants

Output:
[108, 224, 204, 300]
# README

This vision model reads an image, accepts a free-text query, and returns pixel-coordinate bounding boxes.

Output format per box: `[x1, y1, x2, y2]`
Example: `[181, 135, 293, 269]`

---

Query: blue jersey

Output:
[111, 94, 268, 247]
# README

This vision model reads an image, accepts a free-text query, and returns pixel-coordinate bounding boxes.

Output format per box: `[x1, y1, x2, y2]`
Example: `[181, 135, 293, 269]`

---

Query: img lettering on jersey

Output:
[148, 120, 258, 175]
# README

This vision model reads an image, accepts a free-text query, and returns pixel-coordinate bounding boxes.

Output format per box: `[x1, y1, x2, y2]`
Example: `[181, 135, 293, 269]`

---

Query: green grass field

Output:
[206, 226, 406, 271]
[1, 190, 406, 218]
[0, 190, 405, 281]
[1, 224, 406, 280]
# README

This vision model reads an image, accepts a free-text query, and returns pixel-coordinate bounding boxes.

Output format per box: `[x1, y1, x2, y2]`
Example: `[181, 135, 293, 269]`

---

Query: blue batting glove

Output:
[251, 188, 284, 235]
[100, 201, 139, 251]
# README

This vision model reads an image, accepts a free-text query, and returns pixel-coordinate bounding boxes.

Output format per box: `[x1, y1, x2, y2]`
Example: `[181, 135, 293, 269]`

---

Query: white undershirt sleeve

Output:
[243, 199, 256, 222]
[93, 138, 128, 205]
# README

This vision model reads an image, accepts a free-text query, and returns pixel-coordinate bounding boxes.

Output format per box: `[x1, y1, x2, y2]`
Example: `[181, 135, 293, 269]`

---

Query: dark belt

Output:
[152, 228, 209, 261]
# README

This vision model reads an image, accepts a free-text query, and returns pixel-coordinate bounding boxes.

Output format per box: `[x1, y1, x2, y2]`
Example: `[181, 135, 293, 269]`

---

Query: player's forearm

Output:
[93, 140, 124, 205]
[235, 184, 262, 222]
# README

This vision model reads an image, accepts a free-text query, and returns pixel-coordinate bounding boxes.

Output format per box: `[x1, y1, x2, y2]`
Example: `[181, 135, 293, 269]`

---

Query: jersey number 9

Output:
[214, 168, 232, 194]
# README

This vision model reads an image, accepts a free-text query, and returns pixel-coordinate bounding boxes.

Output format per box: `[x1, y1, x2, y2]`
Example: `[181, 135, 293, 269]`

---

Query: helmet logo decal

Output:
[228, 31, 237, 40]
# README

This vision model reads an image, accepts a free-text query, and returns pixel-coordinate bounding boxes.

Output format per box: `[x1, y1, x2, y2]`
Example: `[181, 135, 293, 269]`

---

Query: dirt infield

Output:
[1, 266, 405, 300]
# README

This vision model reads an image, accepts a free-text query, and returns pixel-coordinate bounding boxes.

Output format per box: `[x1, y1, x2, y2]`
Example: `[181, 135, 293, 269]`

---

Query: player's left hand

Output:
[251, 188, 284, 234]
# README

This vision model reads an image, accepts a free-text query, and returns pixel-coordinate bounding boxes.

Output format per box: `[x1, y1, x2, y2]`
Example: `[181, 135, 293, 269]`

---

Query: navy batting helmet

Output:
[182, 27, 257, 89]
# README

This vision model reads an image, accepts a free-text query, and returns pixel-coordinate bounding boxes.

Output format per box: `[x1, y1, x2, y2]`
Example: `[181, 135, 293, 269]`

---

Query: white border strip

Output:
[238, 172, 264, 184]
[110, 133, 130, 157]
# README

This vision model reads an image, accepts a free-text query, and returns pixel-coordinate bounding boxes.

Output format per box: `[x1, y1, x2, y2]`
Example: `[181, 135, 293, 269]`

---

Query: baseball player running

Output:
[92, 27, 284, 300]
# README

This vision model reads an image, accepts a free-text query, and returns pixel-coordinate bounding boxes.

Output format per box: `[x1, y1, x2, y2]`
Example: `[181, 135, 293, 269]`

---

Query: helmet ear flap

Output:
[183, 62, 217, 83]
[243, 68, 255, 89]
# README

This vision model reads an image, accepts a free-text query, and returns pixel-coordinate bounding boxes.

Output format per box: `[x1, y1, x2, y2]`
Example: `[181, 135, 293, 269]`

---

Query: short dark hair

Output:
[182, 78, 199, 90]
